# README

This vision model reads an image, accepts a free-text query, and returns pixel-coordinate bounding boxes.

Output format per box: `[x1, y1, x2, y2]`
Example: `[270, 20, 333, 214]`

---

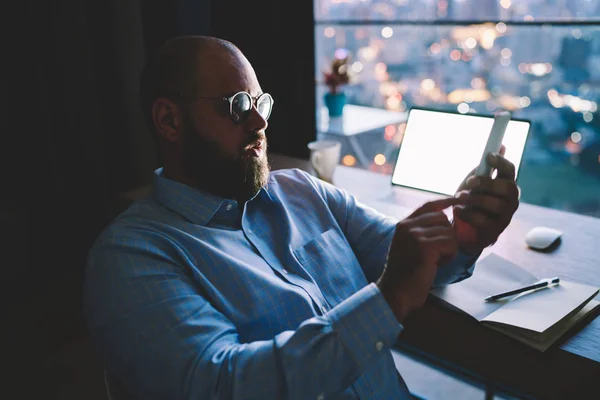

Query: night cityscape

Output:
[315, 0, 600, 218]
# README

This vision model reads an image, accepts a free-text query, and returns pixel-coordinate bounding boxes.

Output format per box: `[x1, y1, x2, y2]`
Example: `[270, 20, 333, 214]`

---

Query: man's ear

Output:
[151, 97, 184, 143]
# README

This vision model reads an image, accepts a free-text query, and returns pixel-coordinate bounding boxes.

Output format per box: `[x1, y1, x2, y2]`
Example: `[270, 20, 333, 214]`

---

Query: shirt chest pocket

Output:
[293, 228, 368, 307]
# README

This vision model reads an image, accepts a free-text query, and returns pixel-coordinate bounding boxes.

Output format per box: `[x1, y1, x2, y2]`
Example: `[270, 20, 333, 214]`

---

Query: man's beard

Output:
[181, 122, 270, 203]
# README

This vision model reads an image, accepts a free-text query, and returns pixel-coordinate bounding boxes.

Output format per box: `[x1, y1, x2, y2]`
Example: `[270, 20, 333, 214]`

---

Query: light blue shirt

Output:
[84, 167, 477, 400]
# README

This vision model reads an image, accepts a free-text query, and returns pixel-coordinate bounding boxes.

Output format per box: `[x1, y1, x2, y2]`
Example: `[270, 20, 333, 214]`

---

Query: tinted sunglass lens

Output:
[257, 95, 273, 120]
[231, 92, 252, 122]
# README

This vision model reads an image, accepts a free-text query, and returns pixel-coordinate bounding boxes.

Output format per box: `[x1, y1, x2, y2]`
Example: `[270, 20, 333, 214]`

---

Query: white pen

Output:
[484, 277, 560, 302]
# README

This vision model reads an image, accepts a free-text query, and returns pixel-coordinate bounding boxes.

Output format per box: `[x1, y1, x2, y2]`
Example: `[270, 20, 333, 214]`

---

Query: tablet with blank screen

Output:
[391, 107, 531, 196]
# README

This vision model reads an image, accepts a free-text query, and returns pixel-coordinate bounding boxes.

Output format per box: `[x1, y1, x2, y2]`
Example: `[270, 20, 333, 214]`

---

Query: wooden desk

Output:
[270, 153, 600, 400]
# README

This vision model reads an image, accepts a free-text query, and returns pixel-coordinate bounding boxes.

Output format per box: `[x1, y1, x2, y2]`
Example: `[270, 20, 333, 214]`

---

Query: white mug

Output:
[307, 140, 342, 184]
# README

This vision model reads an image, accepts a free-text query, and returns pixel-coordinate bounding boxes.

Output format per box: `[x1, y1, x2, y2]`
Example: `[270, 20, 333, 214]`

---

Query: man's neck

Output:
[162, 165, 250, 203]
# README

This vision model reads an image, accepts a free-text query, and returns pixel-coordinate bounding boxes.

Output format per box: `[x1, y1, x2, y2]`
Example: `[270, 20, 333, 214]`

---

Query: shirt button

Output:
[317, 393, 325, 400]
[321, 306, 327, 314]
[375, 341, 384, 351]
[281, 269, 289, 274]
[225, 203, 233, 210]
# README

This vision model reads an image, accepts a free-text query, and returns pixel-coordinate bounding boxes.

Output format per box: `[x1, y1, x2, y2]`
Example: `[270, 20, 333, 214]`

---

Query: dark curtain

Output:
[6, 0, 156, 393]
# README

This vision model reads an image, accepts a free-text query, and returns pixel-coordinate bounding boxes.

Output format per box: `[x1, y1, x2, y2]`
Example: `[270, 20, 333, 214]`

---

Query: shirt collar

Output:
[152, 168, 230, 225]
[151, 167, 270, 226]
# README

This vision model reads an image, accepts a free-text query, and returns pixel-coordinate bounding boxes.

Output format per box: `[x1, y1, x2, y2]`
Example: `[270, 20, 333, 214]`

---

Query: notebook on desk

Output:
[391, 107, 531, 196]
[430, 253, 600, 352]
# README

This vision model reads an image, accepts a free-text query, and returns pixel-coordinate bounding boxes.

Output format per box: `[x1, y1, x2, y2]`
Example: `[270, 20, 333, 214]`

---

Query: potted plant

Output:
[323, 49, 351, 117]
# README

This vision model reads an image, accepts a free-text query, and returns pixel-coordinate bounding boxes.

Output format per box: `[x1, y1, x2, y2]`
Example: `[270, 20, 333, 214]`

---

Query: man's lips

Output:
[244, 140, 264, 157]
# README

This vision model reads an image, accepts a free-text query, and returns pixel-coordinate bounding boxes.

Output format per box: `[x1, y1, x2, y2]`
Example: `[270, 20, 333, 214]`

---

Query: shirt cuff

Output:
[433, 250, 481, 287]
[327, 283, 402, 370]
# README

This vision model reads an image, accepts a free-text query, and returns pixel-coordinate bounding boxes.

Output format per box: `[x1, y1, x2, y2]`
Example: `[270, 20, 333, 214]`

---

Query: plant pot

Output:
[324, 91, 346, 117]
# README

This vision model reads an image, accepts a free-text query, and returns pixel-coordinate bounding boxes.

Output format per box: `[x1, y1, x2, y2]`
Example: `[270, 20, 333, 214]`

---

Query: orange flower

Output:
[324, 53, 351, 94]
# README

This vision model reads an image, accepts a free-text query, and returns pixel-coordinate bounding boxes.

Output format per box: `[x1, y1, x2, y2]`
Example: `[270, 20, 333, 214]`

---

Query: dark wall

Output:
[6, 0, 155, 392]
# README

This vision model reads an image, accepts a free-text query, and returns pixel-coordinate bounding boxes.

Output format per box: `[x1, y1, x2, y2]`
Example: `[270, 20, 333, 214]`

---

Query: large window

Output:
[315, 0, 600, 218]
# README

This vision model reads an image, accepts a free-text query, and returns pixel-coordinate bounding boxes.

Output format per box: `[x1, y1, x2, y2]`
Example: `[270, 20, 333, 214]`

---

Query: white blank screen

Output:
[391, 109, 530, 196]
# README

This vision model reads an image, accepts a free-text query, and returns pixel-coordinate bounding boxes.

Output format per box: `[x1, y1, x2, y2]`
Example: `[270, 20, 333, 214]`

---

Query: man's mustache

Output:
[244, 131, 266, 150]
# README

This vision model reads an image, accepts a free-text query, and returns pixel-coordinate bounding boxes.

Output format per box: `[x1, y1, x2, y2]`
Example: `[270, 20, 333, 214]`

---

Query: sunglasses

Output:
[197, 91, 274, 124]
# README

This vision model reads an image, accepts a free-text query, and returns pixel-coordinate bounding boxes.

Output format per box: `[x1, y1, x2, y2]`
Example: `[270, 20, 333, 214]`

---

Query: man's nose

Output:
[245, 104, 269, 131]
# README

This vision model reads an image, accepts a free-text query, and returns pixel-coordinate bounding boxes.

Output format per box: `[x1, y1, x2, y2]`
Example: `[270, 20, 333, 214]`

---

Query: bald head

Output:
[139, 35, 270, 202]
[139, 35, 247, 133]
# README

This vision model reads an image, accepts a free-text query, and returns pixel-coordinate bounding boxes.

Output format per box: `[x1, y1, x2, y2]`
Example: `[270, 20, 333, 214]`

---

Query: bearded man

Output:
[84, 35, 519, 400]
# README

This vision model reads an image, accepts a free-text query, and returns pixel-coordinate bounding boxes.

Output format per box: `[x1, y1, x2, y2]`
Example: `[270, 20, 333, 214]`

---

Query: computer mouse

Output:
[525, 226, 563, 251]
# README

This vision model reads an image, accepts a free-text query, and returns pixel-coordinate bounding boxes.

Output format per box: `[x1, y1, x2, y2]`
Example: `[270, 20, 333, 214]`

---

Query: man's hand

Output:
[377, 197, 465, 323]
[452, 146, 520, 255]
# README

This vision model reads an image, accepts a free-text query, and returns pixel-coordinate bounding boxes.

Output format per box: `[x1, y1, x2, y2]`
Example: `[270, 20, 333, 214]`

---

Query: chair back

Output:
[103, 368, 136, 400]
